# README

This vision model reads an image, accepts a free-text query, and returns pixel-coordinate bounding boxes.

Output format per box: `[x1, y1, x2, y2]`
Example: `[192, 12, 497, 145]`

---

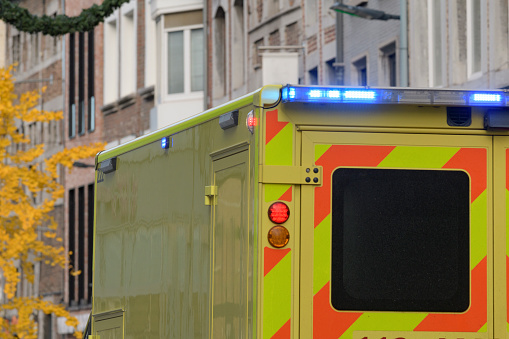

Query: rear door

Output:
[301, 131, 492, 339]
[211, 150, 251, 339]
[494, 136, 509, 339]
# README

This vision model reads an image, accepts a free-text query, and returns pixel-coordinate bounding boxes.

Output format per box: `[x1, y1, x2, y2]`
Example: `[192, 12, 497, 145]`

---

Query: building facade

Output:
[206, 0, 403, 109]
[149, 0, 205, 130]
[63, 0, 156, 337]
[408, 0, 509, 89]
[3, 0, 66, 337]
[3, 0, 509, 338]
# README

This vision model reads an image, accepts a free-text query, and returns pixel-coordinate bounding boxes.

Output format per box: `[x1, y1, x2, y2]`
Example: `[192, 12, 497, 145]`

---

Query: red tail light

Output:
[268, 202, 290, 224]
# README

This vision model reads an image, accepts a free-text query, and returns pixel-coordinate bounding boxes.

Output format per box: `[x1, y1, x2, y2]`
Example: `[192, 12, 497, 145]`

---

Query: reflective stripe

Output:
[264, 109, 294, 338]
[313, 144, 487, 337]
[264, 248, 292, 339]
[265, 184, 292, 203]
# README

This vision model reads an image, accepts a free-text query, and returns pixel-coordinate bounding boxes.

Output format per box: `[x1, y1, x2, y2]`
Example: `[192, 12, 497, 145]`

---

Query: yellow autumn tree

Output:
[0, 65, 104, 338]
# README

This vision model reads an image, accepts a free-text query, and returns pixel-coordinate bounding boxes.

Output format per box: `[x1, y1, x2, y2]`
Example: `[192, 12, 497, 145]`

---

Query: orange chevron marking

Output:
[271, 319, 291, 339]
[264, 247, 291, 276]
[414, 256, 487, 332]
[279, 186, 292, 202]
[442, 148, 487, 202]
[265, 109, 288, 145]
[313, 282, 362, 339]
[314, 145, 396, 227]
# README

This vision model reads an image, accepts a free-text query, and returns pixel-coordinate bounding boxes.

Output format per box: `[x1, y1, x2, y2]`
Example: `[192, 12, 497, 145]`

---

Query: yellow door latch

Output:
[205, 185, 218, 205]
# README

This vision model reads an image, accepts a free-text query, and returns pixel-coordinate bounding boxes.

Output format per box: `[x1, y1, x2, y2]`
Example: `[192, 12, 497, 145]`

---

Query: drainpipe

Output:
[399, 0, 408, 86]
[334, 0, 344, 85]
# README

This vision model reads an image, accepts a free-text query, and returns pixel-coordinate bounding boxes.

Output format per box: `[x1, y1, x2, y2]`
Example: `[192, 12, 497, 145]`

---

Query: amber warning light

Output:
[268, 225, 290, 248]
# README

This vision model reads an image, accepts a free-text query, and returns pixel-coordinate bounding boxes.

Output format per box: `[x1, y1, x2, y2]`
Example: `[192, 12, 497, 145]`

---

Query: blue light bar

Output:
[281, 86, 508, 106]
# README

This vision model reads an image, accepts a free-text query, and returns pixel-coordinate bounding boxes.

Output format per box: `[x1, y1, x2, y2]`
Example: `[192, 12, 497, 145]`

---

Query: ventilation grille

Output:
[447, 107, 472, 127]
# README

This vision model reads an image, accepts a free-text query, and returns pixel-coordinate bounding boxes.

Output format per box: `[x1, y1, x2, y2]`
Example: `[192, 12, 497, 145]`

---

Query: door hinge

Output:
[259, 165, 322, 185]
[205, 185, 218, 205]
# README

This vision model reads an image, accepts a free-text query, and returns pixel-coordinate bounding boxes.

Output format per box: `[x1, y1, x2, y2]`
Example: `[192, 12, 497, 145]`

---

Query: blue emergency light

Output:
[471, 93, 502, 103]
[161, 136, 170, 149]
[282, 86, 377, 103]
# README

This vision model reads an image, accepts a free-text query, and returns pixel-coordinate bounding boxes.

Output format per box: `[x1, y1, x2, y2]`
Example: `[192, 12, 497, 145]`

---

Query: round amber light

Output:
[268, 202, 290, 224]
[268, 225, 290, 248]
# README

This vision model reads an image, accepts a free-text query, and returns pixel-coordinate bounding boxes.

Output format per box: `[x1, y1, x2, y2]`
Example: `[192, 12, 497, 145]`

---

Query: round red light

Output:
[268, 202, 290, 224]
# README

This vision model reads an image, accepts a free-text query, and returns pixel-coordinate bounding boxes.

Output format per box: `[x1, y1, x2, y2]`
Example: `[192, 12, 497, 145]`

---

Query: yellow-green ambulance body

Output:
[89, 85, 509, 339]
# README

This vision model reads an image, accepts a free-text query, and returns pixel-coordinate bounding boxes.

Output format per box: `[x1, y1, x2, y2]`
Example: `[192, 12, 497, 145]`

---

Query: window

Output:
[88, 184, 94, 302]
[285, 22, 299, 46]
[269, 29, 280, 46]
[213, 7, 226, 98]
[253, 38, 264, 68]
[78, 32, 85, 135]
[120, 7, 136, 97]
[78, 186, 85, 303]
[166, 28, 204, 95]
[68, 189, 76, 306]
[12, 34, 20, 64]
[331, 168, 470, 312]
[68, 185, 95, 306]
[467, 0, 481, 77]
[232, 0, 245, 90]
[30, 33, 39, 67]
[164, 10, 204, 97]
[144, 0, 156, 88]
[103, 0, 136, 104]
[104, 16, 119, 104]
[428, 0, 443, 86]
[309, 67, 318, 85]
[380, 42, 397, 87]
[353, 56, 367, 86]
[69, 33, 76, 138]
[325, 59, 336, 85]
[88, 30, 95, 132]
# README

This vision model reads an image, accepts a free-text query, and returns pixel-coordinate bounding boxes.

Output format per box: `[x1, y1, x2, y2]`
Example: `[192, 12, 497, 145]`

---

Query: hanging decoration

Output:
[0, 0, 131, 36]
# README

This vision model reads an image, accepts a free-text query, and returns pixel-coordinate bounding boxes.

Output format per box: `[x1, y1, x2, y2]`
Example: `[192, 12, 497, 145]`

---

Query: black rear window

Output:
[331, 168, 470, 312]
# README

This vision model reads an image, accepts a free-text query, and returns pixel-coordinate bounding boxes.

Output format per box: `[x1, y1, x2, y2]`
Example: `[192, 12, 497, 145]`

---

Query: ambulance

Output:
[87, 85, 509, 339]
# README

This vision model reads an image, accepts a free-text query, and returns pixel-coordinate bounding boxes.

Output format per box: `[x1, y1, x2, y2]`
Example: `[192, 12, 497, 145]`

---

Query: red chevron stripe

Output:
[442, 148, 487, 202]
[271, 319, 291, 339]
[314, 145, 396, 227]
[313, 282, 362, 339]
[414, 256, 487, 332]
[265, 109, 288, 145]
[264, 247, 291, 276]
[279, 186, 293, 202]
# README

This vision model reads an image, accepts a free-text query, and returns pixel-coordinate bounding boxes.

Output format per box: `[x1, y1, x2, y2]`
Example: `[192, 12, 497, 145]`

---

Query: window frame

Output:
[162, 23, 204, 101]
[379, 40, 398, 87]
[352, 54, 368, 86]
[330, 167, 471, 312]
[103, 12, 120, 105]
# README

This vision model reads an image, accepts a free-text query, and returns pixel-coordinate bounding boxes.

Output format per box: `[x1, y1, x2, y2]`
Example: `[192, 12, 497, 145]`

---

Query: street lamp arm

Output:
[330, 3, 400, 21]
